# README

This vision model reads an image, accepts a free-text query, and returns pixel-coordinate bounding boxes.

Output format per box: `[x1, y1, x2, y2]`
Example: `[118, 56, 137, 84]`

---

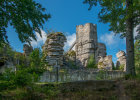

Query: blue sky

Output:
[7, 0, 130, 63]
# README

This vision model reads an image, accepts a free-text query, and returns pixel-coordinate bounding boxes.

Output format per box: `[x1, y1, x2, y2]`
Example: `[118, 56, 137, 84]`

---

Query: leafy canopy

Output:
[0, 0, 51, 45]
[83, 0, 140, 36]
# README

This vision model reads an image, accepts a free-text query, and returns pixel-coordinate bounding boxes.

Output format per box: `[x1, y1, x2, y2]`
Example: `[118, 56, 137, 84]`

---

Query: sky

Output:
[6, 0, 138, 63]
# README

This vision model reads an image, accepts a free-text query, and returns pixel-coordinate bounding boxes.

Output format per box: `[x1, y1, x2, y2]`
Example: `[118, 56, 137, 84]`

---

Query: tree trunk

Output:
[126, 0, 136, 76]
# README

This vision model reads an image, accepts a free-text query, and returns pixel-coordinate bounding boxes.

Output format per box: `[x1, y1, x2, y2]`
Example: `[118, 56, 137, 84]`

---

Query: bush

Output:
[96, 70, 106, 80]
[13, 70, 32, 87]
[0, 67, 34, 90]
[0, 81, 15, 91]
[87, 54, 97, 68]
[119, 64, 124, 71]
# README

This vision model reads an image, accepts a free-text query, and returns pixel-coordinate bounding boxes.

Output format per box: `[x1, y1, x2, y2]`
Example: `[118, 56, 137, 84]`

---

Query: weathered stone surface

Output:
[23, 44, 33, 56]
[116, 51, 126, 71]
[75, 23, 98, 67]
[42, 32, 66, 67]
[97, 43, 106, 57]
[98, 55, 113, 70]
[74, 23, 108, 68]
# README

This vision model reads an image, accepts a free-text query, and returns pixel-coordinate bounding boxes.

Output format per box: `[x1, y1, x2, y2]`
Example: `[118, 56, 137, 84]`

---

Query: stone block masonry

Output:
[75, 23, 98, 67]
[23, 44, 33, 56]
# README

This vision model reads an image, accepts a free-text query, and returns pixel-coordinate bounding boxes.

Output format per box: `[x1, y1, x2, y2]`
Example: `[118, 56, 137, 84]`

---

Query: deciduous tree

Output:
[83, 0, 140, 76]
[0, 0, 51, 45]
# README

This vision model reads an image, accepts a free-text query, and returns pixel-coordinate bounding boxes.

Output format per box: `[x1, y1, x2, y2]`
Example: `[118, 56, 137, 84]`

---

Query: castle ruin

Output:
[74, 23, 113, 69]
[42, 23, 125, 70]
[75, 23, 98, 67]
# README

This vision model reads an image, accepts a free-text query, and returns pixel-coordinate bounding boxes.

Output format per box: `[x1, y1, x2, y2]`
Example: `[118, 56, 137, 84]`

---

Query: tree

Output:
[0, 0, 51, 45]
[29, 48, 41, 67]
[83, 0, 140, 76]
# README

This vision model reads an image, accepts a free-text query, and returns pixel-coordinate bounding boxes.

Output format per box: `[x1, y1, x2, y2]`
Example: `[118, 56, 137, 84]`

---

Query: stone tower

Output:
[75, 23, 98, 67]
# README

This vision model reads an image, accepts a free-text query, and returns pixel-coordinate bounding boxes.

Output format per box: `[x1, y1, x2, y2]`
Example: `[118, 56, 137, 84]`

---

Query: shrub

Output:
[13, 70, 32, 87]
[119, 64, 125, 71]
[96, 70, 106, 80]
[87, 54, 97, 68]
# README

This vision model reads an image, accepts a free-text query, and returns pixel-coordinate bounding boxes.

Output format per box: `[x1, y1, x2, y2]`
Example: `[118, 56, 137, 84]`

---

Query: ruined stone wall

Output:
[116, 51, 126, 71]
[98, 55, 113, 70]
[97, 43, 106, 58]
[43, 32, 66, 67]
[23, 44, 33, 56]
[75, 23, 98, 67]
[40, 69, 125, 82]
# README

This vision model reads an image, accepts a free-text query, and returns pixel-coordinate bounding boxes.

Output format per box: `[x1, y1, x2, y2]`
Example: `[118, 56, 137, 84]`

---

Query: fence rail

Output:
[40, 68, 125, 82]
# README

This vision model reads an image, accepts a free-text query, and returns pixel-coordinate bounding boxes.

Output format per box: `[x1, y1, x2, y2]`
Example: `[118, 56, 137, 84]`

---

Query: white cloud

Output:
[99, 32, 125, 47]
[31, 29, 47, 48]
[30, 30, 76, 51]
[99, 32, 127, 64]
[64, 33, 76, 51]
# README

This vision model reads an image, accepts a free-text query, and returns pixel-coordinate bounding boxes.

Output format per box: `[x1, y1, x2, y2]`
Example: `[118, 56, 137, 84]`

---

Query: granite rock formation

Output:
[23, 44, 33, 56]
[116, 51, 126, 71]
[42, 32, 66, 67]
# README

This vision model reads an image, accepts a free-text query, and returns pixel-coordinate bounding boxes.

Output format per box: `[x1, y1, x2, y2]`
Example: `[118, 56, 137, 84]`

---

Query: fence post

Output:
[56, 66, 59, 82]
[56, 60, 59, 82]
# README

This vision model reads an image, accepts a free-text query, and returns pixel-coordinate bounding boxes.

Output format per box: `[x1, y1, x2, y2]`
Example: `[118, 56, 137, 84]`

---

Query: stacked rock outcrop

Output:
[42, 32, 66, 67]
[116, 51, 126, 71]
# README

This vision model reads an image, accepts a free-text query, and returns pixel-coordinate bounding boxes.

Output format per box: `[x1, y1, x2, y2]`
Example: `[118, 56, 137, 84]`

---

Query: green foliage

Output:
[87, 54, 97, 68]
[83, 0, 140, 36]
[39, 85, 60, 98]
[0, 81, 15, 91]
[112, 65, 116, 70]
[83, 0, 139, 76]
[29, 48, 41, 67]
[29, 48, 48, 71]
[96, 70, 106, 80]
[67, 50, 76, 56]
[0, 43, 14, 56]
[0, 64, 45, 91]
[119, 64, 125, 71]
[27, 66, 45, 76]
[135, 40, 140, 79]
[0, 0, 51, 45]
[0, 68, 32, 89]
[14, 70, 32, 87]
[135, 40, 140, 69]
